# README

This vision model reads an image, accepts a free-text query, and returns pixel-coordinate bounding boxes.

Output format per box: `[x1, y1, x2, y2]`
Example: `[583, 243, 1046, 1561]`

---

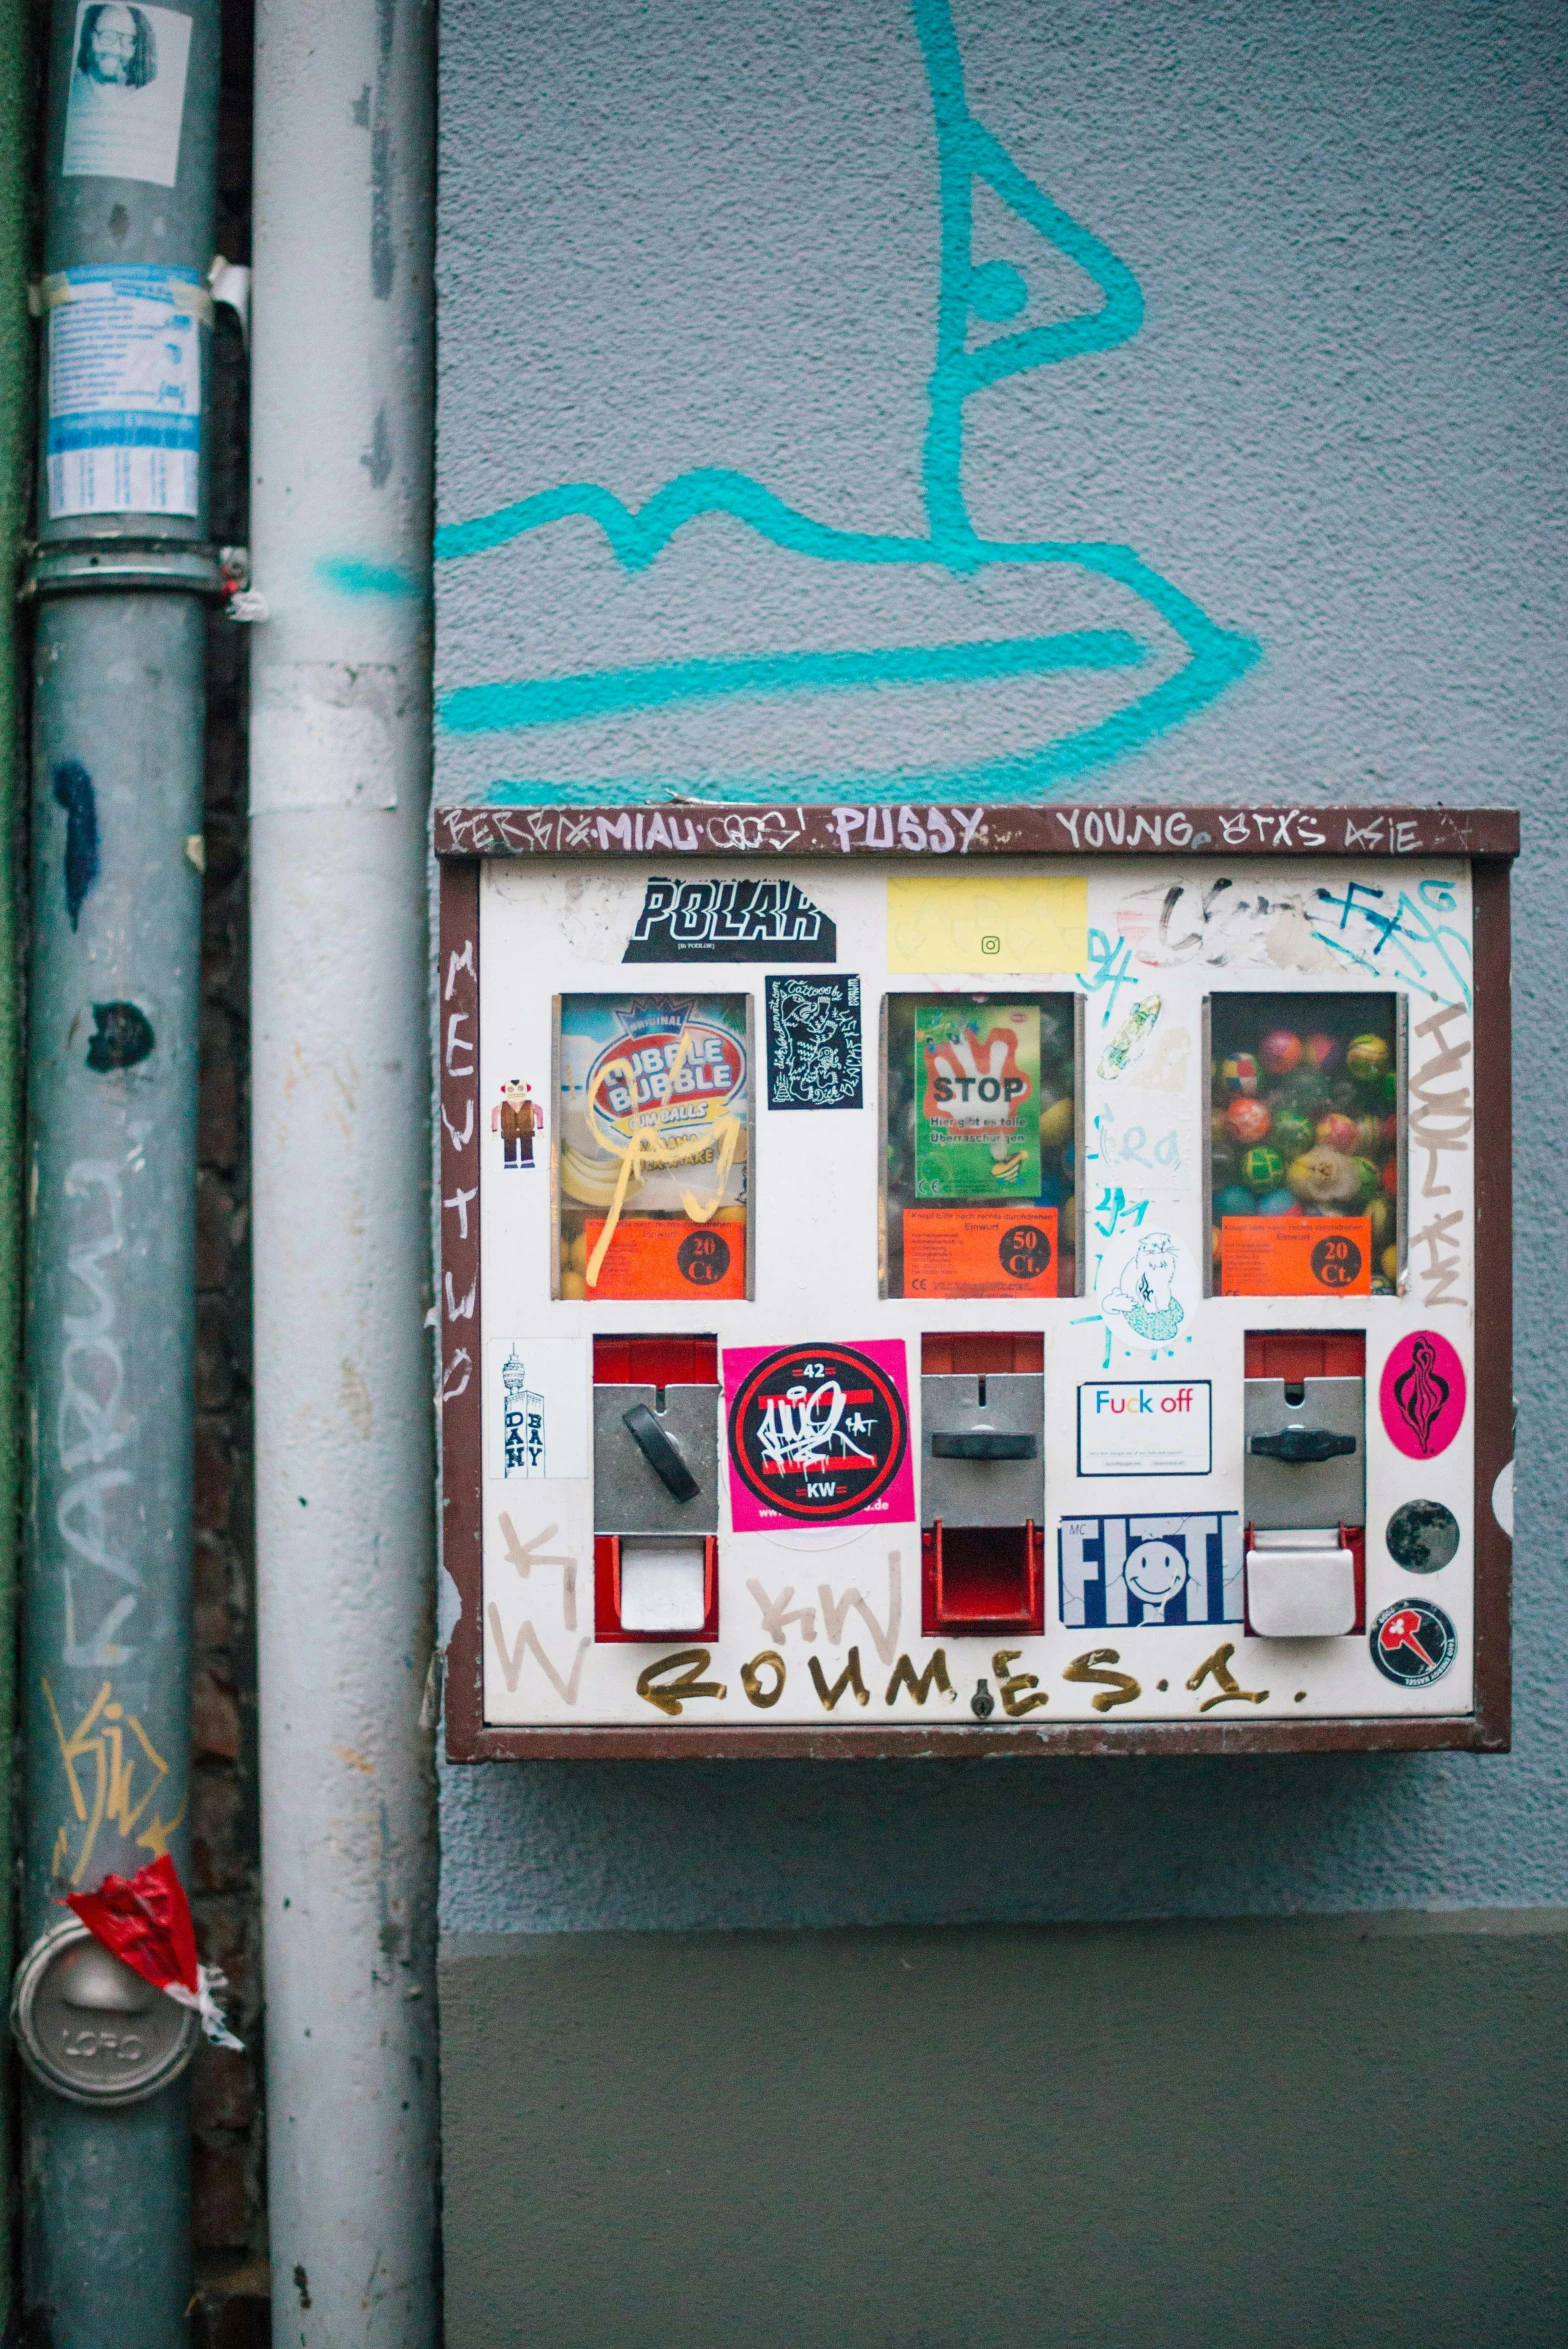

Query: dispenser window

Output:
[556, 995, 751, 1301]
[883, 993, 1077, 1299]
[1209, 993, 1401, 1298]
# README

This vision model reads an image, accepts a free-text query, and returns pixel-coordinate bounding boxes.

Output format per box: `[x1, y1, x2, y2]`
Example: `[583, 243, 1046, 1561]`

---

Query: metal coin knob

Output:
[11, 1915, 201, 2107]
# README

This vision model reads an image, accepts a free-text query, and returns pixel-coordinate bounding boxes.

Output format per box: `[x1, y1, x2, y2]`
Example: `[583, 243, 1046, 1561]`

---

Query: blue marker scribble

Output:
[52, 761, 99, 932]
[430, 0, 1259, 800]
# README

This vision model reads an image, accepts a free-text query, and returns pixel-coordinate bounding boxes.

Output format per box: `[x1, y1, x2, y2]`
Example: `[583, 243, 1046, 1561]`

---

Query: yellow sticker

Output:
[886, 875, 1089, 974]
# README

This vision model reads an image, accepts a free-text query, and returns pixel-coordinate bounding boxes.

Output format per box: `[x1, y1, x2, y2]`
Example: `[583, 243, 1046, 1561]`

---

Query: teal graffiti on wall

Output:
[431, 0, 1258, 803]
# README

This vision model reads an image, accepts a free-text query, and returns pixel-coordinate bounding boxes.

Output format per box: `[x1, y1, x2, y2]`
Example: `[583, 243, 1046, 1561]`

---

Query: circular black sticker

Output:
[727, 1344, 908, 1523]
[1385, 1499, 1460, 1575]
[998, 1222, 1053, 1282]
[676, 1228, 732, 1287]
[1310, 1234, 1363, 1288]
[1369, 1598, 1457, 1688]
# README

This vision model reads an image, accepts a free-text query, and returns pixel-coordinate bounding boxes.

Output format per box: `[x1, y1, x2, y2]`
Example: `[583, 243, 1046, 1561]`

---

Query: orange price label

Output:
[904, 1205, 1058, 1299]
[1220, 1215, 1372, 1298]
[583, 1216, 747, 1301]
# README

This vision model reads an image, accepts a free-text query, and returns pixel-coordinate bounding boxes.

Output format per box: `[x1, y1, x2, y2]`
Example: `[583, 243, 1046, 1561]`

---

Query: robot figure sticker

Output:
[724, 1340, 916, 1530]
[914, 1004, 1040, 1198]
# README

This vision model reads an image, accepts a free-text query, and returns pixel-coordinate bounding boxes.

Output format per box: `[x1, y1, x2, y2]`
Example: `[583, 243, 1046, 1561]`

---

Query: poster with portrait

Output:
[63, 3, 193, 188]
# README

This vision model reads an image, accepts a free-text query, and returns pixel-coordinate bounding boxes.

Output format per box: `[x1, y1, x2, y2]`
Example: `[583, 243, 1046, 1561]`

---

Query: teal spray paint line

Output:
[422, 0, 1259, 802]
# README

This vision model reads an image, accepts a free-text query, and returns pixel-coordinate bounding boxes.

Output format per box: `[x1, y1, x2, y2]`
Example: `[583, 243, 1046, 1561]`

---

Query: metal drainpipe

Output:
[250, 0, 440, 2340]
[0, 0, 33, 2328]
[17, 3, 221, 2343]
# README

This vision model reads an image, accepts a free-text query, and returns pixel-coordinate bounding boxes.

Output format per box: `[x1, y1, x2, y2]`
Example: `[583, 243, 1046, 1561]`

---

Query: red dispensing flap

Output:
[593, 1335, 719, 1386]
[65, 1853, 199, 1995]
[921, 1331, 1045, 1376]
[1244, 1330, 1366, 1381]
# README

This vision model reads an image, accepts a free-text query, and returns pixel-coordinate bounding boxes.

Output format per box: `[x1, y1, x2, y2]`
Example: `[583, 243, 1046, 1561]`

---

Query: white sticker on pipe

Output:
[47, 264, 202, 519]
[249, 662, 404, 812]
[62, 4, 193, 189]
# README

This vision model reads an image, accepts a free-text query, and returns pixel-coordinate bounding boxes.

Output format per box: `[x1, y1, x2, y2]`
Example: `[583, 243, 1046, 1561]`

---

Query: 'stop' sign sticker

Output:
[624, 876, 836, 962]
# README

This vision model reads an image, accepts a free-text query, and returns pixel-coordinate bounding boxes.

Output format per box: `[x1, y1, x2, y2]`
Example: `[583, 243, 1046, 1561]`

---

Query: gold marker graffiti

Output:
[1186, 1643, 1269, 1713]
[1063, 1648, 1141, 1712]
[42, 1675, 182, 1888]
[992, 1648, 1049, 1718]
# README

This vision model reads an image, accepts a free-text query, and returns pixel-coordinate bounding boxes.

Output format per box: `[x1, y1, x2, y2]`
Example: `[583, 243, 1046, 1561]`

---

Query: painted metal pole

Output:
[250, 0, 440, 2339]
[0, 0, 32, 2328]
[20, 4, 222, 2342]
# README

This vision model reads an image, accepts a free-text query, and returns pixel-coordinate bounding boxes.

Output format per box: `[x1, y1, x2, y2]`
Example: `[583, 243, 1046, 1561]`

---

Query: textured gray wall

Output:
[435, 0, 1567, 1932]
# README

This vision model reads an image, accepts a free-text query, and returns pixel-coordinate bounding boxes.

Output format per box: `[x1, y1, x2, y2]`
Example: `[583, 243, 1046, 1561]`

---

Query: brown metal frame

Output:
[437, 806, 1515, 1761]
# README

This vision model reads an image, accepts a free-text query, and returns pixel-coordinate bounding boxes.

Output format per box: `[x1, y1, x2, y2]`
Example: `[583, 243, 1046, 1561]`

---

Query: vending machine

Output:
[436, 801, 1514, 1756]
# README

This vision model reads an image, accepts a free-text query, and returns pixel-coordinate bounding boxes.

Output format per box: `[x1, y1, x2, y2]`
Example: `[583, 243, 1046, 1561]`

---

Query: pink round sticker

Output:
[1380, 1330, 1466, 1460]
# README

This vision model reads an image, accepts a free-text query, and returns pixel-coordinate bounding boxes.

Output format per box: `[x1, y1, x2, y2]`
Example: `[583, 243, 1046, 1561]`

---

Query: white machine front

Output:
[476, 854, 1476, 1730]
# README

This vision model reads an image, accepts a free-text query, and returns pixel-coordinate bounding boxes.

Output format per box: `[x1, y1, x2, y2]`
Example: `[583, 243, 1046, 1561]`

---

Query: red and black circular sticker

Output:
[727, 1344, 909, 1522]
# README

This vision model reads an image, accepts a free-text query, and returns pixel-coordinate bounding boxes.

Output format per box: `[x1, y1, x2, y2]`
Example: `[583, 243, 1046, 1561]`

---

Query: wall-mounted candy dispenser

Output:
[436, 803, 1515, 1759]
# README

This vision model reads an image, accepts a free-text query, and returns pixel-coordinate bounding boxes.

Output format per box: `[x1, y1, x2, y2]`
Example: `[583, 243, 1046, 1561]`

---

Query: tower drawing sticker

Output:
[432, 0, 1258, 803]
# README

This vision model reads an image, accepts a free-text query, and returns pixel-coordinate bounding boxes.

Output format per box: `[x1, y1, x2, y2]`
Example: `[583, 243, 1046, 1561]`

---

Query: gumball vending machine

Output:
[436, 802, 1514, 1757]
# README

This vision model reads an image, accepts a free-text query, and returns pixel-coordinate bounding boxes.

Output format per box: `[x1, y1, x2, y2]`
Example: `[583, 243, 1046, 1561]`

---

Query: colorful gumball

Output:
[1381, 1245, 1399, 1283]
[1346, 1032, 1391, 1081]
[1282, 1068, 1330, 1114]
[1380, 1113, 1398, 1148]
[1303, 1032, 1340, 1071]
[1220, 1053, 1259, 1098]
[1314, 1111, 1357, 1154]
[1039, 1095, 1074, 1148]
[1225, 1096, 1272, 1146]
[1354, 1115, 1383, 1156]
[1241, 1144, 1286, 1193]
[1259, 1029, 1302, 1075]
[1216, 1186, 1256, 1218]
[1368, 1195, 1391, 1243]
[1259, 1189, 1297, 1216]
[1349, 1155, 1380, 1203]
[1381, 1157, 1399, 1198]
[1269, 1109, 1314, 1161]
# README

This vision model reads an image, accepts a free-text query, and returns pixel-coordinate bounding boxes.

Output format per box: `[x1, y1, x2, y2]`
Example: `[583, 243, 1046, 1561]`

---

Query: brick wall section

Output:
[191, 5, 267, 2341]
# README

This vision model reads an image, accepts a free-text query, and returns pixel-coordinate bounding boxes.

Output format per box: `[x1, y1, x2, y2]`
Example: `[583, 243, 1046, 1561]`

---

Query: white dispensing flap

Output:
[617, 1538, 709, 1633]
[1247, 1530, 1357, 1640]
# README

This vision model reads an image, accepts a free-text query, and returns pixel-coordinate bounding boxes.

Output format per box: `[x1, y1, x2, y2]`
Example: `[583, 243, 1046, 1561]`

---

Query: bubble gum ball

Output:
[1353, 1115, 1383, 1155]
[1381, 1245, 1399, 1283]
[1349, 1155, 1380, 1203]
[1381, 1157, 1399, 1198]
[1220, 1054, 1259, 1098]
[1270, 1110, 1314, 1160]
[1315, 1112, 1358, 1154]
[1259, 1030, 1302, 1075]
[1039, 1096, 1074, 1148]
[1225, 1096, 1272, 1146]
[1241, 1144, 1285, 1192]
[1216, 1186, 1256, 1218]
[1259, 1189, 1297, 1216]
[1346, 1032, 1391, 1080]
[1368, 1195, 1391, 1243]
[1304, 1033, 1340, 1072]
